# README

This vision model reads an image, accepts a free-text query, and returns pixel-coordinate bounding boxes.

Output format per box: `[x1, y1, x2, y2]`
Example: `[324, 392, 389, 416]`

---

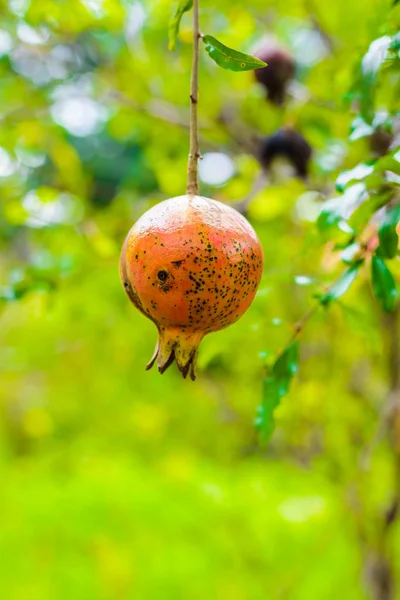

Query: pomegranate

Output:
[259, 128, 312, 179]
[120, 195, 263, 380]
[254, 45, 295, 105]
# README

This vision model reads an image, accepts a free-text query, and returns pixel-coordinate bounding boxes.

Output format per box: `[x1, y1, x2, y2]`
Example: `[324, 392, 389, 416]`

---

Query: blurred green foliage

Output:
[0, 0, 400, 598]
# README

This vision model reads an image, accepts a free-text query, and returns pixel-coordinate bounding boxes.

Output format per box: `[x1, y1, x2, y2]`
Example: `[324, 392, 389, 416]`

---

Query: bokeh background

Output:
[1, 0, 400, 598]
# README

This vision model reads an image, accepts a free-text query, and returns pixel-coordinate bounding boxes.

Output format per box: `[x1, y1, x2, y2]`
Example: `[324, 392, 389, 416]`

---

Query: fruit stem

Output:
[187, 0, 200, 196]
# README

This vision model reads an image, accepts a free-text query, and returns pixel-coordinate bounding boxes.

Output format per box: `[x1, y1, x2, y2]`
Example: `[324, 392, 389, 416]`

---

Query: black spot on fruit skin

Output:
[158, 270, 168, 282]
[171, 260, 185, 268]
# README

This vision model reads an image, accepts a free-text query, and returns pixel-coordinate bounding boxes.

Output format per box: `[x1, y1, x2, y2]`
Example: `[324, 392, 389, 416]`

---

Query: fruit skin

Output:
[120, 195, 264, 380]
[254, 46, 295, 105]
[259, 128, 312, 179]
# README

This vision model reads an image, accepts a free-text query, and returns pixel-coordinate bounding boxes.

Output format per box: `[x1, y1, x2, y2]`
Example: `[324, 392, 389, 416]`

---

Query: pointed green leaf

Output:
[348, 192, 389, 232]
[255, 342, 299, 443]
[371, 255, 398, 312]
[341, 242, 361, 264]
[378, 226, 399, 259]
[362, 36, 391, 79]
[320, 262, 362, 306]
[273, 342, 299, 381]
[378, 205, 400, 259]
[317, 183, 366, 233]
[390, 33, 400, 54]
[349, 116, 374, 141]
[168, 0, 193, 51]
[255, 378, 282, 441]
[202, 35, 267, 72]
[317, 197, 345, 231]
[336, 163, 374, 192]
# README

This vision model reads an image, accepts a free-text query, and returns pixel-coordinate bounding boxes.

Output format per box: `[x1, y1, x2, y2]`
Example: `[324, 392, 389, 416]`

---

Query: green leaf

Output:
[255, 342, 299, 443]
[390, 32, 400, 50]
[384, 204, 400, 226]
[317, 183, 365, 233]
[168, 0, 193, 51]
[371, 255, 398, 312]
[348, 192, 389, 232]
[349, 116, 374, 141]
[341, 242, 361, 264]
[378, 206, 400, 259]
[273, 342, 299, 381]
[202, 35, 267, 72]
[374, 151, 400, 175]
[336, 164, 374, 192]
[317, 197, 345, 231]
[0, 286, 17, 301]
[255, 379, 282, 441]
[378, 227, 398, 259]
[354, 36, 391, 121]
[320, 262, 362, 306]
[362, 36, 391, 79]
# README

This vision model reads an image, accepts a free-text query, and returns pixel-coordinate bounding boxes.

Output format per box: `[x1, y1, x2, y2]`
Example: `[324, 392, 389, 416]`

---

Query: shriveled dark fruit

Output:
[259, 129, 312, 179]
[120, 195, 264, 380]
[370, 128, 393, 157]
[254, 46, 295, 105]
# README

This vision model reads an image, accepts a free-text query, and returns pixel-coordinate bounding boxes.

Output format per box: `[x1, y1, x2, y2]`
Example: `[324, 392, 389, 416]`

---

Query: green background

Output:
[0, 0, 399, 598]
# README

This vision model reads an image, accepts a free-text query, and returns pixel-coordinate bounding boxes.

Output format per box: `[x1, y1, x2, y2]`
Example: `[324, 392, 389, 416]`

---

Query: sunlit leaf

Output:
[317, 197, 345, 230]
[349, 116, 374, 141]
[372, 151, 400, 177]
[362, 36, 391, 78]
[320, 262, 362, 305]
[341, 242, 361, 264]
[336, 164, 374, 192]
[168, 0, 193, 51]
[371, 255, 398, 312]
[353, 35, 393, 121]
[202, 35, 267, 71]
[0, 287, 16, 302]
[348, 192, 389, 232]
[317, 184, 366, 232]
[390, 32, 400, 49]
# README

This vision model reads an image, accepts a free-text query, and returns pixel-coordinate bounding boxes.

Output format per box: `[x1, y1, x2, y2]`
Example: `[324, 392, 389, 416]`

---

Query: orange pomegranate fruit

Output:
[120, 195, 264, 380]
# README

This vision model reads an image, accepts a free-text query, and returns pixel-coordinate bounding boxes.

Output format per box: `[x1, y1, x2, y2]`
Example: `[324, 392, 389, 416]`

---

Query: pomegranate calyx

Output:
[146, 327, 204, 381]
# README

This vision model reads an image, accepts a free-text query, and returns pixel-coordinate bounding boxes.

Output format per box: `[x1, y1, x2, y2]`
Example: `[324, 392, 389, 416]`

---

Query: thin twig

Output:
[289, 304, 320, 343]
[280, 271, 348, 349]
[187, 0, 200, 196]
[218, 105, 262, 158]
[110, 89, 226, 154]
[304, 0, 335, 53]
[109, 90, 191, 128]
